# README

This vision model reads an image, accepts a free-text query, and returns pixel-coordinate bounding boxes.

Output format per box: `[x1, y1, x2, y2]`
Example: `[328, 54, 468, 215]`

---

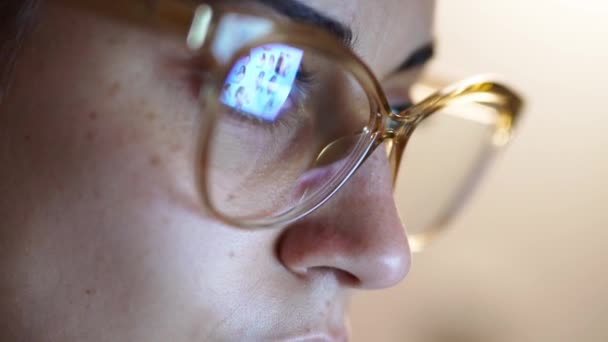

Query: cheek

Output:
[0, 8, 242, 332]
[0, 5, 332, 337]
[0, 86, 282, 338]
[0, 1, 210, 222]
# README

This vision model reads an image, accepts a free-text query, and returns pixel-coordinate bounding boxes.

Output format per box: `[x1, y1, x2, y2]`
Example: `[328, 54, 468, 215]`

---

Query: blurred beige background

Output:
[351, 1, 608, 341]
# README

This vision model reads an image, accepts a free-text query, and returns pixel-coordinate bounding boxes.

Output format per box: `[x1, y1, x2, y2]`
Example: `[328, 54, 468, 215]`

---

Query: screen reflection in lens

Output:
[220, 44, 304, 121]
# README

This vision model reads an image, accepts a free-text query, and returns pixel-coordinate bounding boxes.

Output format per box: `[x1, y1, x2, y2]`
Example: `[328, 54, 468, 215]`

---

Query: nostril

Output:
[307, 266, 360, 287]
[277, 215, 411, 289]
[276, 144, 411, 290]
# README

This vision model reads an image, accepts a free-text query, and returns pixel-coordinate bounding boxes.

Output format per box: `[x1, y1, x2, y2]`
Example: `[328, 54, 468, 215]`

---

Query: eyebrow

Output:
[253, 0, 354, 47]
[396, 42, 435, 72]
[250, 0, 434, 72]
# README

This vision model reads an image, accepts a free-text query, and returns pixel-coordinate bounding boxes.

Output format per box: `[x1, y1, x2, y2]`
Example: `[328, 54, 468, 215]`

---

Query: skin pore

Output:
[0, 0, 433, 341]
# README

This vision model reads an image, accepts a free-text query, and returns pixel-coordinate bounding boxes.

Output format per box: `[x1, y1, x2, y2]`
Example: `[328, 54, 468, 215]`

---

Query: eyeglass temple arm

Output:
[386, 80, 524, 251]
[387, 79, 524, 175]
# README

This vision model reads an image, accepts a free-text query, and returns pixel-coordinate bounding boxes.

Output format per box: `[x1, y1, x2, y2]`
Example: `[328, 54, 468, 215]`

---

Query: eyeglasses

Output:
[59, 0, 523, 251]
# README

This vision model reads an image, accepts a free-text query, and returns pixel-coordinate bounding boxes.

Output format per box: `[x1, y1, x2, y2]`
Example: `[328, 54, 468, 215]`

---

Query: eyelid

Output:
[293, 66, 316, 95]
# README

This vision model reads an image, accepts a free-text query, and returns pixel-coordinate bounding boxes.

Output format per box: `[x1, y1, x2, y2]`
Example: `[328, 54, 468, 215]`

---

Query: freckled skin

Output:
[149, 154, 162, 167]
[108, 81, 121, 96]
[0, 1, 433, 341]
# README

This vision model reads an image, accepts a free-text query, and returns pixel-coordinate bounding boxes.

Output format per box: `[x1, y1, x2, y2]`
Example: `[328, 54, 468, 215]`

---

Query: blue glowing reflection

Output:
[220, 44, 304, 121]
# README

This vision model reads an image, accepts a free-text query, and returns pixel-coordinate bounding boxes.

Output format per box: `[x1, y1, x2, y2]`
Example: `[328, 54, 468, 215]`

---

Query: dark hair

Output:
[274, 56, 283, 74]
[0, 0, 39, 102]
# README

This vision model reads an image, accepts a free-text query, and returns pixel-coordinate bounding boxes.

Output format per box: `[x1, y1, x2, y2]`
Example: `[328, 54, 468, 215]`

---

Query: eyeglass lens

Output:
[206, 42, 372, 221]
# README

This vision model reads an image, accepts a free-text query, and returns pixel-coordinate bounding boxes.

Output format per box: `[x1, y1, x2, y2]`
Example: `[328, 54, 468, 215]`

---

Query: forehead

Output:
[52, 0, 433, 79]
[300, 0, 435, 78]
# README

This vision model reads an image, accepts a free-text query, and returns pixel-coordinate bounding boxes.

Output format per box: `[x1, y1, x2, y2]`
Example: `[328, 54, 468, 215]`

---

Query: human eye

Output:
[206, 42, 372, 219]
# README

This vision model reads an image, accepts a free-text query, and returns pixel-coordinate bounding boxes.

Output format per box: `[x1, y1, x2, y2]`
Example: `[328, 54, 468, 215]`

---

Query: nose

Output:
[277, 145, 411, 289]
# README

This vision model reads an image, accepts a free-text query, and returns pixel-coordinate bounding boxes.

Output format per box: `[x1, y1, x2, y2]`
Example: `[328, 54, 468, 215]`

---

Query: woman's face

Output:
[0, 0, 434, 341]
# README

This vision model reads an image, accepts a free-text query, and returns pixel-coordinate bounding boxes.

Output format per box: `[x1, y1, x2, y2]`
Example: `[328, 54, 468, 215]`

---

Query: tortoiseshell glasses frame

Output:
[57, 0, 524, 251]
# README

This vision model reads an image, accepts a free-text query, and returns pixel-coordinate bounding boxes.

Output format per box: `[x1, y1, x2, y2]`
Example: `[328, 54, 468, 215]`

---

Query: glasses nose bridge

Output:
[374, 110, 419, 185]
[378, 111, 416, 143]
